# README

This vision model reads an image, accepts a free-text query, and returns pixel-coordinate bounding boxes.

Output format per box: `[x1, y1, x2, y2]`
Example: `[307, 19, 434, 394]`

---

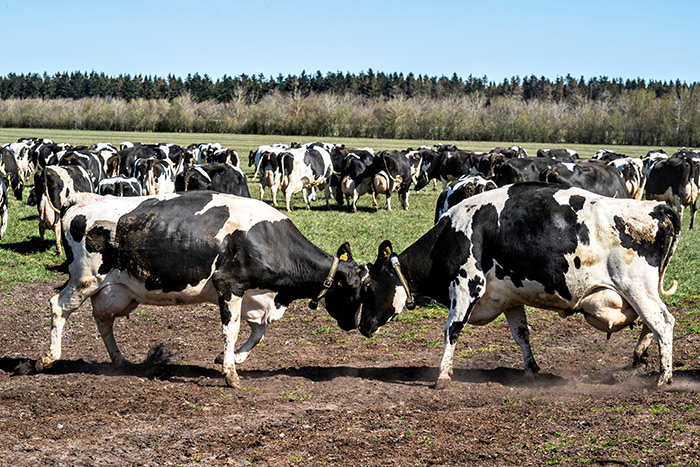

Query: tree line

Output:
[1, 70, 699, 146]
[0, 70, 693, 104]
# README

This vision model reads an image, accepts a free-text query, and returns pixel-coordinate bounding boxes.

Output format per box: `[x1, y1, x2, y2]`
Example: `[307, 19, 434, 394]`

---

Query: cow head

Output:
[321, 242, 367, 332]
[355, 240, 413, 338]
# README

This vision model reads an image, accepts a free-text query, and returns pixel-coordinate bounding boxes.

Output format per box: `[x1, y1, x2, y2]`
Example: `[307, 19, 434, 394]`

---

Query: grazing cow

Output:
[353, 183, 680, 388]
[35, 165, 94, 255]
[339, 150, 377, 212]
[118, 143, 163, 177]
[175, 163, 250, 197]
[2, 141, 32, 183]
[371, 150, 417, 211]
[607, 157, 646, 200]
[98, 176, 142, 197]
[1, 146, 24, 200]
[0, 177, 7, 240]
[646, 156, 699, 230]
[542, 161, 631, 198]
[536, 148, 579, 161]
[133, 158, 176, 195]
[58, 150, 107, 187]
[34, 191, 364, 387]
[489, 146, 527, 158]
[415, 148, 481, 191]
[206, 148, 240, 166]
[280, 145, 334, 211]
[491, 157, 558, 186]
[434, 175, 497, 223]
[185, 143, 222, 165]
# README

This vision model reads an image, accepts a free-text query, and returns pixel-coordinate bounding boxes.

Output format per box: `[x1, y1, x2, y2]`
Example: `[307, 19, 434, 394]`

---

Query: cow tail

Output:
[659, 206, 681, 296]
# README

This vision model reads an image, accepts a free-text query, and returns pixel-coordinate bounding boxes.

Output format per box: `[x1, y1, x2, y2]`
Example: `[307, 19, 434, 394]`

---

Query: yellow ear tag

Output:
[339, 252, 349, 262]
[381, 246, 392, 260]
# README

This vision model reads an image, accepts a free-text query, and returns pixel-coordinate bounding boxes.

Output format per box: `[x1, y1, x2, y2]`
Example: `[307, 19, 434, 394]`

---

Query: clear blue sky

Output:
[2, 0, 698, 84]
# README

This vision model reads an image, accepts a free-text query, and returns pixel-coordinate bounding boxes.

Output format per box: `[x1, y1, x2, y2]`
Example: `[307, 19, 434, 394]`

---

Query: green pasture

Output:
[0, 128, 698, 313]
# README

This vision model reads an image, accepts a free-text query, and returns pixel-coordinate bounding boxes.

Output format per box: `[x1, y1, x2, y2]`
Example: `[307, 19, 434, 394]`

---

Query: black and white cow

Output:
[206, 148, 240, 167]
[352, 183, 680, 388]
[338, 150, 377, 212]
[0, 177, 7, 240]
[35, 165, 94, 255]
[489, 146, 527, 158]
[414, 147, 481, 191]
[371, 150, 418, 211]
[491, 157, 558, 186]
[280, 145, 334, 211]
[536, 148, 579, 161]
[118, 143, 163, 177]
[607, 157, 646, 200]
[133, 158, 176, 195]
[175, 163, 250, 197]
[542, 161, 631, 198]
[434, 174, 497, 223]
[646, 156, 699, 230]
[98, 176, 142, 197]
[34, 191, 364, 387]
[2, 141, 32, 184]
[58, 150, 107, 187]
[1, 146, 24, 200]
[593, 149, 628, 161]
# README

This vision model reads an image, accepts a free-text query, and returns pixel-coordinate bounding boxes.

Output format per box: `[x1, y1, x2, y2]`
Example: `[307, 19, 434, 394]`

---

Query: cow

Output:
[338, 150, 377, 212]
[34, 191, 364, 388]
[536, 148, 579, 161]
[542, 161, 631, 198]
[98, 176, 142, 197]
[434, 174, 497, 223]
[607, 157, 646, 200]
[175, 163, 250, 197]
[58, 150, 107, 187]
[371, 150, 417, 211]
[2, 141, 32, 184]
[491, 157, 558, 186]
[415, 147, 482, 191]
[34, 165, 94, 255]
[0, 177, 7, 240]
[118, 143, 163, 177]
[133, 158, 176, 195]
[645, 156, 699, 230]
[490, 146, 527, 158]
[1, 146, 24, 200]
[352, 183, 680, 388]
[206, 148, 240, 166]
[185, 143, 222, 165]
[592, 149, 629, 161]
[279, 145, 334, 211]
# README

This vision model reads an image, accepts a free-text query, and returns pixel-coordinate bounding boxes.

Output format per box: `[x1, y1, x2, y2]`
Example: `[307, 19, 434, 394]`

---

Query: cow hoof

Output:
[214, 352, 224, 364]
[225, 373, 240, 388]
[35, 356, 54, 372]
[657, 374, 673, 387]
[432, 377, 451, 390]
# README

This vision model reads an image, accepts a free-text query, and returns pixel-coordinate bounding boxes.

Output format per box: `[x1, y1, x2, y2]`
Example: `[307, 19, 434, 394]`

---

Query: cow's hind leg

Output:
[435, 269, 486, 389]
[628, 295, 675, 385]
[36, 280, 99, 372]
[633, 323, 654, 367]
[90, 285, 139, 367]
[504, 305, 540, 376]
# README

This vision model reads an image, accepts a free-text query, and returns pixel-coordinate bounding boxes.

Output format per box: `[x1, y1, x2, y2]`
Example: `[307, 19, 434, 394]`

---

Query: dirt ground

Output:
[1, 280, 700, 466]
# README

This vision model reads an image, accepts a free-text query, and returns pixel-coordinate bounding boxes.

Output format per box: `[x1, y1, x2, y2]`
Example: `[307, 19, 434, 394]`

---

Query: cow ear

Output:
[337, 242, 353, 262]
[376, 240, 393, 265]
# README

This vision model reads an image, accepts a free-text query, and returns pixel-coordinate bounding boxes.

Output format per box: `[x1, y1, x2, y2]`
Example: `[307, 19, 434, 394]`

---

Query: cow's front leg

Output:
[504, 305, 539, 376]
[214, 322, 267, 365]
[54, 221, 62, 256]
[435, 269, 485, 389]
[219, 294, 243, 387]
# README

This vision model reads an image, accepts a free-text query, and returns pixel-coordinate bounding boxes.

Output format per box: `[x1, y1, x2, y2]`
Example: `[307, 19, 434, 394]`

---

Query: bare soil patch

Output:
[1, 280, 700, 466]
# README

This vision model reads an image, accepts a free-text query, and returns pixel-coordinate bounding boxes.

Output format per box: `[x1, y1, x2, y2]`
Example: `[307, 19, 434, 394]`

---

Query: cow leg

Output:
[400, 187, 410, 210]
[93, 314, 131, 367]
[90, 285, 139, 367]
[629, 295, 675, 385]
[220, 294, 243, 387]
[302, 187, 311, 210]
[504, 306, 540, 376]
[258, 182, 264, 201]
[385, 193, 392, 211]
[214, 321, 267, 365]
[435, 269, 486, 389]
[324, 185, 331, 209]
[690, 201, 697, 230]
[53, 220, 62, 256]
[371, 192, 379, 211]
[633, 323, 654, 367]
[36, 283, 98, 372]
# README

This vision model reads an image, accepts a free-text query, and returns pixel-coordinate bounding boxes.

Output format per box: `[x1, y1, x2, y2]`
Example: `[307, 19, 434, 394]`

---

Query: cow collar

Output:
[390, 256, 415, 310]
[309, 256, 340, 310]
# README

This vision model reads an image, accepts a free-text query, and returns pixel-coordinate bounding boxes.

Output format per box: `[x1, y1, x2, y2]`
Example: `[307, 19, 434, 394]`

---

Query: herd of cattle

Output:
[0, 137, 692, 388]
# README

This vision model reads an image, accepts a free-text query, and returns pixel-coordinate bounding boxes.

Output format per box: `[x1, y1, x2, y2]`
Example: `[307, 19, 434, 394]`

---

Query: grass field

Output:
[1, 128, 698, 312]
